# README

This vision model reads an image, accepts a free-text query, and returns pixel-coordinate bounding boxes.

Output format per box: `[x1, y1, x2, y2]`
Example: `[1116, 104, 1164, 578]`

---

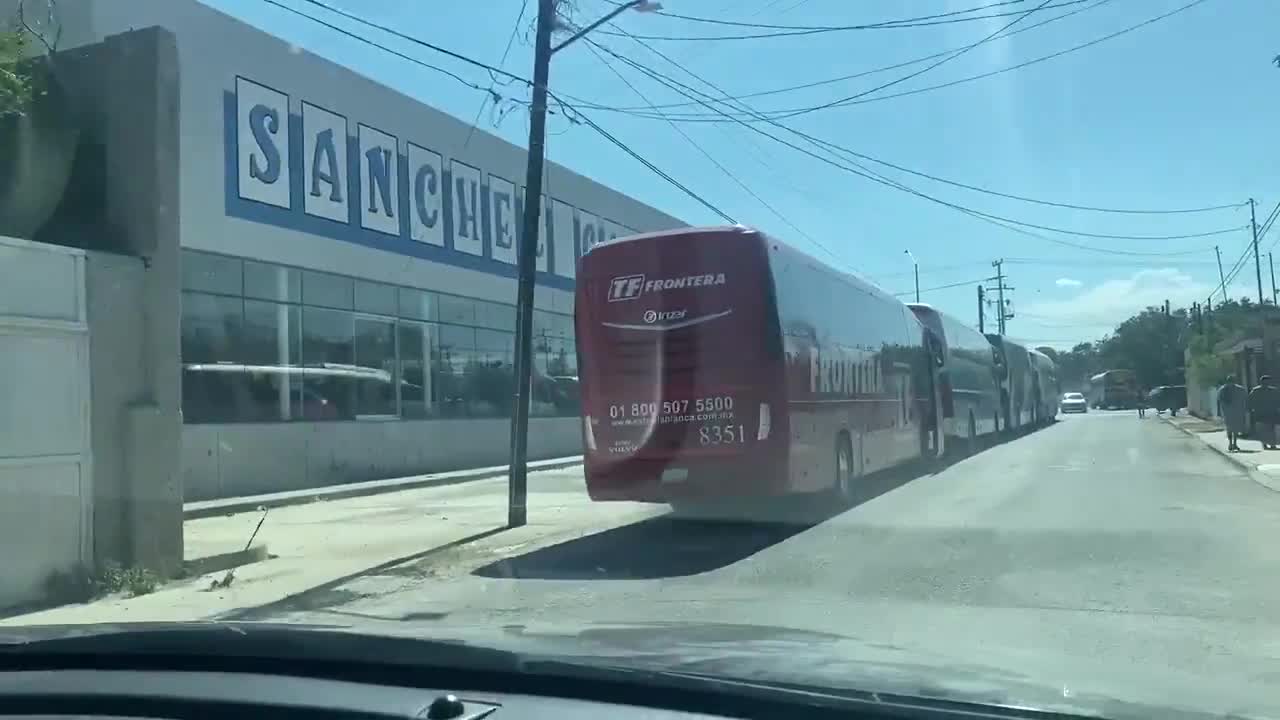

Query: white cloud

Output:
[1019, 268, 1253, 344]
[1055, 277, 1083, 288]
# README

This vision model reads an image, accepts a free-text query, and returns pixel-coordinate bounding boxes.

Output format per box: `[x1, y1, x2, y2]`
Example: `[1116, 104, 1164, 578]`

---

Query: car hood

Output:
[0, 620, 1264, 720]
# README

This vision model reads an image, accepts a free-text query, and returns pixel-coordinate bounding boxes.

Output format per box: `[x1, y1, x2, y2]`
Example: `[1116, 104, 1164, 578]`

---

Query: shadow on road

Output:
[473, 450, 957, 582]
[472, 513, 816, 580]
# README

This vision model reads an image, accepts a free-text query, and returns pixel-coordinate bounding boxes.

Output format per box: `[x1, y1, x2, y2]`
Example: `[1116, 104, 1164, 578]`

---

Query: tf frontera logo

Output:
[607, 274, 646, 302]
[607, 272, 727, 302]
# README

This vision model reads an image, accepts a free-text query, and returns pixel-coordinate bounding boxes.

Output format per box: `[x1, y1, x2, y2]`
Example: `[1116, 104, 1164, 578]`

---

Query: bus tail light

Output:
[583, 415, 597, 451]
[757, 403, 771, 440]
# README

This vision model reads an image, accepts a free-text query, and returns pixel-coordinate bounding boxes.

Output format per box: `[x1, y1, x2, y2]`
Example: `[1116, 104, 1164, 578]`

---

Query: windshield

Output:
[2, 1, 1275, 718]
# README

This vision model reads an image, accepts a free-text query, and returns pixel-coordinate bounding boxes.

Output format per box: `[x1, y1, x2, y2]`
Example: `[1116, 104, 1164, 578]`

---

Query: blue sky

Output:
[210, 0, 1279, 348]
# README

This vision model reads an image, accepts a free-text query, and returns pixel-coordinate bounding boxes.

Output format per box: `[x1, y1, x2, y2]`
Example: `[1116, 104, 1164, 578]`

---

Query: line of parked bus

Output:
[574, 226, 1060, 513]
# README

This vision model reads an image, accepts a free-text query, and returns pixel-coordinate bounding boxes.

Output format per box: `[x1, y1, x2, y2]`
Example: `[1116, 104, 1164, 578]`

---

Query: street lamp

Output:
[904, 249, 919, 303]
[508, 0, 662, 528]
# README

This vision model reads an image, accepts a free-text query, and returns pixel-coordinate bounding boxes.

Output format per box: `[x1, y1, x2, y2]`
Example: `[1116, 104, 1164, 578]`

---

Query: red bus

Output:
[907, 303, 1003, 452]
[574, 226, 941, 509]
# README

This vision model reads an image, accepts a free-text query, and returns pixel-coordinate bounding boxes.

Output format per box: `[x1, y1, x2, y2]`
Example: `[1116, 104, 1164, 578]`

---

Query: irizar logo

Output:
[643, 309, 687, 324]
[606, 272, 727, 302]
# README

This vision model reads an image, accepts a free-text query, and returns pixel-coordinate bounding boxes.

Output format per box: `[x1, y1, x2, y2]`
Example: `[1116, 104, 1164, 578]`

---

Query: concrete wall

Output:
[0, 237, 92, 610]
[182, 417, 580, 501]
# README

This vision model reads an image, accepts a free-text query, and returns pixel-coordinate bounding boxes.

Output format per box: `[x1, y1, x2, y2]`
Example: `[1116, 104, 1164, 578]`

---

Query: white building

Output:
[58, 0, 684, 500]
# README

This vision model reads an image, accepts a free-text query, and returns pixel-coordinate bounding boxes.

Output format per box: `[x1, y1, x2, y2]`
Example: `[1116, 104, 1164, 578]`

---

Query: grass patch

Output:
[94, 562, 161, 598]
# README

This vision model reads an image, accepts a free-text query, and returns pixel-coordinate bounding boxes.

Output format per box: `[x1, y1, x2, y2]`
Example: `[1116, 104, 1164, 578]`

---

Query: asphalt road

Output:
[253, 411, 1280, 718]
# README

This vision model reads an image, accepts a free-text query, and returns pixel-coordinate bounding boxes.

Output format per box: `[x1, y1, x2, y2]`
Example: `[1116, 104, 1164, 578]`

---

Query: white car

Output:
[1060, 392, 1088, 414]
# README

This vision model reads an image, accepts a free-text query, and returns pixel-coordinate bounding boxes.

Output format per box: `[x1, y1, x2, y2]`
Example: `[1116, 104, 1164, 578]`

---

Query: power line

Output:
[617, 0, 1029, 31]
[871, 261, 992, 280]
[583, 41, 804, 236]
[593, 0, 1209, 122]
[287, 0, 534, 86]
[575, 11, 1241, 218]
[598, 0, 1087, 41]
[893, 278, 989, 297]
[280, 0, 1232, 222]
[271, 0, 735, 224]
[462, 0, 530, 148]
[558, 108, 736, 223]
[584, 0, 1108, 113]
[1260, 200, 1280, 249]
[589, 37, 1237, 253]
[1005, 256, 1219, 267]
[262, 0, 520, 94]
[678, 0, 1058, 118]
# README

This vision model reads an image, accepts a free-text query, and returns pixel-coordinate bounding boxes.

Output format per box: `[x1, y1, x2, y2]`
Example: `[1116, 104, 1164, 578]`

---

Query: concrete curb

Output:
[183, 544, 269, 576]
[1159, 416, 1280, 493]
[183, 456, 585, 519]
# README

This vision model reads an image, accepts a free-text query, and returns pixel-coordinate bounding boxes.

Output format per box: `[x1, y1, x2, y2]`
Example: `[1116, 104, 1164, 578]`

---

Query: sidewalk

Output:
[178, 456, 584, 574]
[1162, 413, 1280, 492]
[3, 463, 661, 627]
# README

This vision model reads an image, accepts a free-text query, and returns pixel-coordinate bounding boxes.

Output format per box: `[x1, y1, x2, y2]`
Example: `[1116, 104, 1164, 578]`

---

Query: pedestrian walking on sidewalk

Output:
[1249, 375, 1280, 450]
[1137, 388, 1148, 419]
[1218, 375, 1247, 452]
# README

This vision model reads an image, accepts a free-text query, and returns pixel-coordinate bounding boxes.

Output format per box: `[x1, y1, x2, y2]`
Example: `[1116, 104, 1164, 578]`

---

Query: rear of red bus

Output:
[575, 227, 789, 503]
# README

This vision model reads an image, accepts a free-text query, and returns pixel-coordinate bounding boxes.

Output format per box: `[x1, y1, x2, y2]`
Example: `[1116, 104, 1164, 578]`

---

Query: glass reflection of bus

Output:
[181, 362, 394, 422]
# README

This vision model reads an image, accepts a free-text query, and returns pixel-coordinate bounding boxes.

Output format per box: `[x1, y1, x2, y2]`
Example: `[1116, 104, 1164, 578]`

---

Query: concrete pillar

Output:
[52, 26, 182, 575]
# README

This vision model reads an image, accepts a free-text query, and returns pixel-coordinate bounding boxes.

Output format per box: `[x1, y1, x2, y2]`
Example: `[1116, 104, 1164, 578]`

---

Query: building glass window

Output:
[177, 253, 579, 422]
[182, 251, 242, 295]
[181, 292, 244, 423]
[475, 301, 516, 331]
[436, 324, 475, 417]
[399, 287, 437, 321]
[398, 321, 437, 419]
[302, 307, 356, 420]
[472, 329, 514, 418]
[242, 299, 302, 421]
[245, 261, 301, 303]
[438, 294, 475, 326]
[302, 270, 354, 309]
[355, 280, 398, 316]
[354, 316, 397, 417]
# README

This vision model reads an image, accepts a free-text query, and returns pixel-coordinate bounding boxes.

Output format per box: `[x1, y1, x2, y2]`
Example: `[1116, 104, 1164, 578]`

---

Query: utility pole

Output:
[1270, 251, 1277, 305]
[1215, 245, 1227, 303]
[977, 285, 985, 333]
[507, 0, 556, 529]
[508, 0, 659, 528]
[1252, 198, 1264, 306]
[992, 259, 1009, 335]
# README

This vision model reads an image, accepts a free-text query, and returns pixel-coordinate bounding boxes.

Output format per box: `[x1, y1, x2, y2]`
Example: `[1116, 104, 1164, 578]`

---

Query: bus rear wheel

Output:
[835, 432, 854, 502]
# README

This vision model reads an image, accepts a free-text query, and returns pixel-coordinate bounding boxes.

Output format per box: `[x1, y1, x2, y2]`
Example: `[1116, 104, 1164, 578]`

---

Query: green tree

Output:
[1053, 342, 1100, 391]
[1096, 307, 1188, 389]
